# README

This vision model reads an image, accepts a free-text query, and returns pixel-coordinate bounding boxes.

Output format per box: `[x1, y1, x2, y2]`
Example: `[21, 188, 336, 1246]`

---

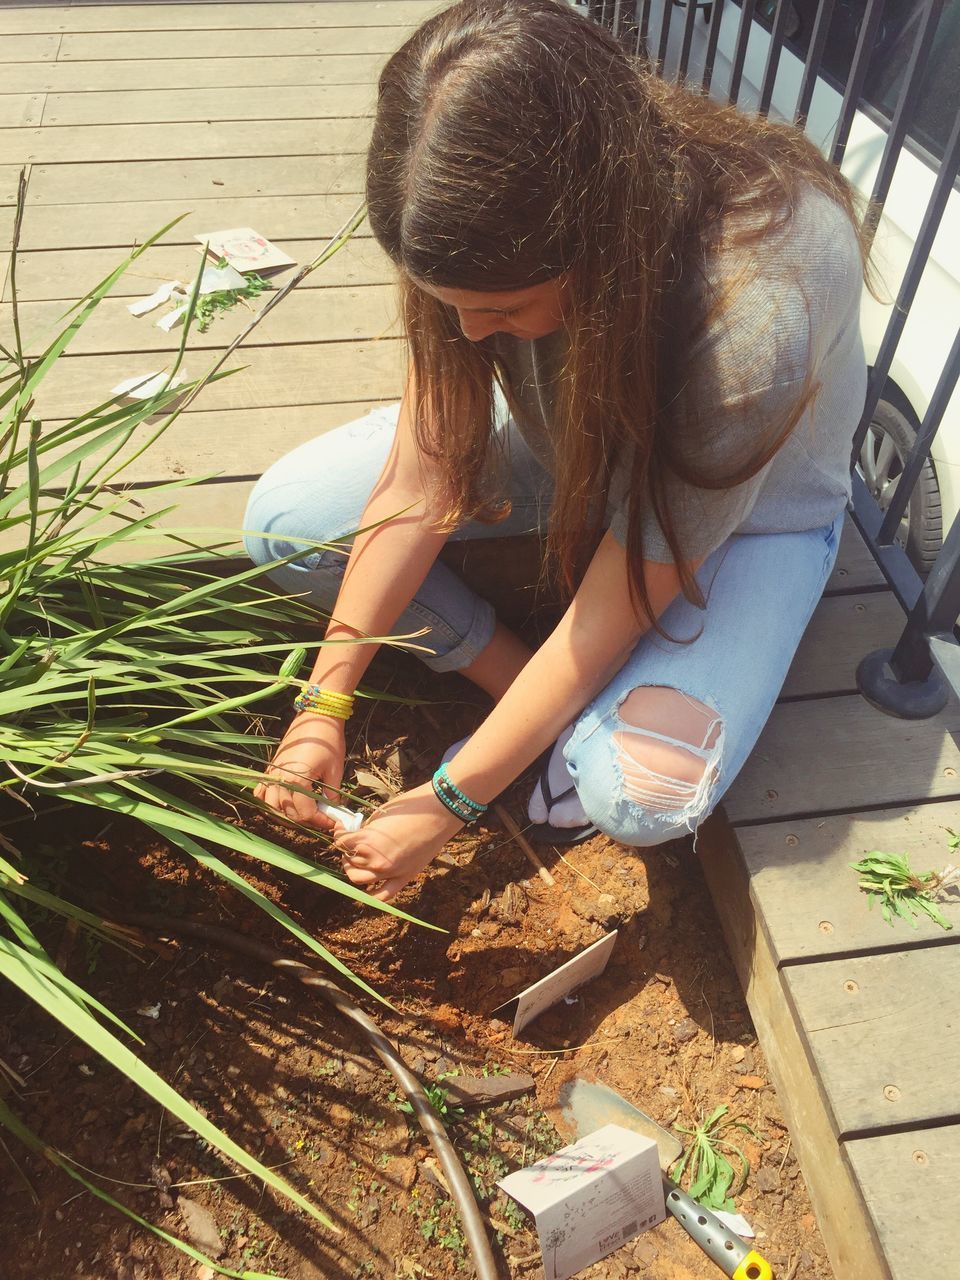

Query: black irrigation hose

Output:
[121, 915, 499, 1280]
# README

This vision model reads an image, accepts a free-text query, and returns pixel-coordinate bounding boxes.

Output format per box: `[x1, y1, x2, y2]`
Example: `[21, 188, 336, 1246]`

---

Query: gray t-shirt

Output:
[490, 185, 867, 564]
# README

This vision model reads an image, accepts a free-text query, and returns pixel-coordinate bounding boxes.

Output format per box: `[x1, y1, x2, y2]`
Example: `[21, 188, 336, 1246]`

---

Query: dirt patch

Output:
[0, 658, 829, 1280]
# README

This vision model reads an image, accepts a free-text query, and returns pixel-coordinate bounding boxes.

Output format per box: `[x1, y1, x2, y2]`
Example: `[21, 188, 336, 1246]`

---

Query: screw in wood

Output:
[913, 1150, 929, 1166]
[818, 920, 834, 934]
[843, 980, 859, 994]
[785, 834, 799, 846]
[883, 1085, 901, 1102]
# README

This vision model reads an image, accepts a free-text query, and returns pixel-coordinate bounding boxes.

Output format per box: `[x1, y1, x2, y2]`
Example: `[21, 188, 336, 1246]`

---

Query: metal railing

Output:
[589, 0, 960, 718]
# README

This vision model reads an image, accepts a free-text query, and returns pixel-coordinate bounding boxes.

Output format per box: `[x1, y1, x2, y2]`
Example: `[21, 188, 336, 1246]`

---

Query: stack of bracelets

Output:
[294, 684, 355, 720]
[294, 688, 487, 824]
[431, 762, 489, 824]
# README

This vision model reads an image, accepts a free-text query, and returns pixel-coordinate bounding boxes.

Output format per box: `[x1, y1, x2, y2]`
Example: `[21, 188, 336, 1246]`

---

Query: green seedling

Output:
[194, 264, 275, 332]
[672, 1104, 758, 1213]
[851, 851, 955, 931]
[390, 1081, 465, 1121]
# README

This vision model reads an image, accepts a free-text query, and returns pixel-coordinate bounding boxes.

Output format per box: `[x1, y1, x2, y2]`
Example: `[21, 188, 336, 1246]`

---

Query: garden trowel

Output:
[558, 1078, 773, 1280]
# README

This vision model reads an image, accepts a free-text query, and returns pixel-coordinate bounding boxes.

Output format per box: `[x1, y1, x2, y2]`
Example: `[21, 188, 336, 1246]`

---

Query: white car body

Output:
[640, 0, 960, 532]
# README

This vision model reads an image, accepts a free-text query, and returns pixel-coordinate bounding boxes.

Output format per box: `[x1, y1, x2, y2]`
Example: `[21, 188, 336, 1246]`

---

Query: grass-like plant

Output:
[672, 1104, 758, 1212]
[0, 171, 421, 1272]
[851, 849, 956, 931]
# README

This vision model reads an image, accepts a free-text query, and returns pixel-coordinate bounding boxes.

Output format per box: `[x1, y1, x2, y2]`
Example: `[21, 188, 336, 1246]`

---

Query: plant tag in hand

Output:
[498, 1123, 665, 1280]
[494, 931, 617, 1036]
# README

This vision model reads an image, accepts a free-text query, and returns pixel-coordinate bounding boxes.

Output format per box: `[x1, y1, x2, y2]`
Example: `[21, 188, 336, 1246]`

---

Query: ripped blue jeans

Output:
[243, 402, 843, 848]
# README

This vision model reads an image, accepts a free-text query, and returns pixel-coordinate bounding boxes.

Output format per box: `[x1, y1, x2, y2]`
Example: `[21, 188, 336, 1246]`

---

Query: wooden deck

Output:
[4, 4, 960, 1278]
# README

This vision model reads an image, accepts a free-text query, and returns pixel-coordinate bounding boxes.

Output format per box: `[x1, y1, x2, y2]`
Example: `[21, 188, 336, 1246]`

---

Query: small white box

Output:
[498, 1123, 666, 1280]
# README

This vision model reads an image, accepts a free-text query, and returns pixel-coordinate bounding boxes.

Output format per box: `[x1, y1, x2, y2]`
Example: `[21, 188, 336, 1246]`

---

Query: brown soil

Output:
[0, 655, 829, 1280]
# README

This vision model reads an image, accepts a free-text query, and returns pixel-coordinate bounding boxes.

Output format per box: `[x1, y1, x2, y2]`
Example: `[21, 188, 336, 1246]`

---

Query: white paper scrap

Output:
[496, 930, 617, 1036]
[715, 1209, 755, 1238]
[198, 262, 248, 293]
[127, 280, 185, 317]
[498, 1123, 665, 1280]
[111, 371, 187, 401]
[156, 304, 190, 333]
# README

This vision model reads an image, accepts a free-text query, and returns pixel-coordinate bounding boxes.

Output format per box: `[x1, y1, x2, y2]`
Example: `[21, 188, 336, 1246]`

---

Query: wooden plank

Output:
[844, 1126, 960, 1280]
[0, 53, 386, 94]
[2, 236, 394, 302]
[0, 166, 21, 204]
[1, 2, 437, 33]
[37, 401, 392, 487]
[15, 192, 369, 251]
[724, 694, 960, 823]
[0, 34, 61, 62]
[57, 26, 412, 60]
[0, 95, 45, 128]
[735, 803, 960, 964]
[2, 285, 401, 357]
[0, 118, 369, 165]
[783, 947, 960, 1135]
[782, 590, 904, 698]
[42, 83, 377, 126]
[825, 518, 885, 593]
[696, 814, 889, 1280]
[31, 338, 407, 419]
[28, 153, 365, 205]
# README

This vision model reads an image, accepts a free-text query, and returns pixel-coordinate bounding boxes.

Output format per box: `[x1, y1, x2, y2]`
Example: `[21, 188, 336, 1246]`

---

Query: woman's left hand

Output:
[335, 781, 466, 901]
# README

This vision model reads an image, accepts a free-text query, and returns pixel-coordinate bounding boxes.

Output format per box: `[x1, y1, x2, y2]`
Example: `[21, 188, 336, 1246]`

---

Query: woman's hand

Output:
[255, 712, 346, 831]
[335, 781, 465, 901]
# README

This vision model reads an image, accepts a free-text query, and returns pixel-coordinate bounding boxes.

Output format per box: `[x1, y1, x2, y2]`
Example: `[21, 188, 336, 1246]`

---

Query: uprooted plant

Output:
[672, 1103, 760, 1212]
[851, 846, 957, 931]
[0, 168, 434, 1275]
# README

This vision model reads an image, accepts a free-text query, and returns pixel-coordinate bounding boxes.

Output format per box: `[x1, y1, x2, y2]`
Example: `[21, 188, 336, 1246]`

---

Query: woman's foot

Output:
[527, 726, 591, 831]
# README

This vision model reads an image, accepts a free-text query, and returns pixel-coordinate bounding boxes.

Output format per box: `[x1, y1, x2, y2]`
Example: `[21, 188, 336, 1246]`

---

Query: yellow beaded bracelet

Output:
[294, 685, 355, 719]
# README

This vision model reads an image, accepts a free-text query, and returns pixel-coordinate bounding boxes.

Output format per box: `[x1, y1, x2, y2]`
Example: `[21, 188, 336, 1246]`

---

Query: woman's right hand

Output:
[255, 711, 346, 831]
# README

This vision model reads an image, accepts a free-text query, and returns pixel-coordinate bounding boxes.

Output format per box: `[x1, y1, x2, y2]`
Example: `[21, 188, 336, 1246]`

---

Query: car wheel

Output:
[857, 398, 942, 575]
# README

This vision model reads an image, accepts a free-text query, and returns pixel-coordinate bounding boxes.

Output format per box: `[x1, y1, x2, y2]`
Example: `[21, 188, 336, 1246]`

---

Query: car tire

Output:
[857, 398, 943, 575]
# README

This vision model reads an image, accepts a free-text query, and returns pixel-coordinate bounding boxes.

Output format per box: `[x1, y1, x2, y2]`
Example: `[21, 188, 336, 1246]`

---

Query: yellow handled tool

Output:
[664, 1180, 773, 1279]
[559, 1078, 775, 1279]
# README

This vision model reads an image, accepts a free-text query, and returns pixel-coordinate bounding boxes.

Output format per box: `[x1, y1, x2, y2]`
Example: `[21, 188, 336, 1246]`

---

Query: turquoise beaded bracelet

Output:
[432, 763, 488, 824]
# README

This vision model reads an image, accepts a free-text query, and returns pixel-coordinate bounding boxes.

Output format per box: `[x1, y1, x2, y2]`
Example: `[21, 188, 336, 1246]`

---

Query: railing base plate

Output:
[856, 647, 949, 719]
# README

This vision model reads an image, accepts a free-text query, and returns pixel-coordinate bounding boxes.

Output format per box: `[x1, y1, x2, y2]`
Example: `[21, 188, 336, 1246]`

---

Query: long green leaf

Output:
[146, 824, 393, 1007]
[0, 1096, 290, 1280]
[0, 935, 326, 1223]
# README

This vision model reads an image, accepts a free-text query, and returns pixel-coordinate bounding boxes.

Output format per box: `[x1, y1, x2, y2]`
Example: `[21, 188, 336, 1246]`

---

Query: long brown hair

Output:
[366, 0, 867, 622]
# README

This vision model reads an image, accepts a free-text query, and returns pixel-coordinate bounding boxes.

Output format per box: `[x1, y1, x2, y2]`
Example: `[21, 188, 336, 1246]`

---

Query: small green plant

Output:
[672, 1104, 758, 1212]
[851, 850, 955, 931]
[192, 261, 275, 332]
[390, 1080, 465, 1121]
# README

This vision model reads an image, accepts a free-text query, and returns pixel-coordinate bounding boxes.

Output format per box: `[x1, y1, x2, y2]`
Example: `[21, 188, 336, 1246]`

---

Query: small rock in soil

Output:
[738, 1075, 767, 1090]
[177, 1197, 223, 1258]
[629, 1238, 659, 1269]
[673, 1017, 698, 1044]
[570, 892, 620, 926]
[410, 1054, 428, 1077]
[730, 1044, 747, 1063]
[444, 1072, 535, 1107]
[329, 1102, 354, 1127]
[357, 1195, 380, 1228]
[755, 1166, 781, 1194]
[390, 1157, 418, 1189]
